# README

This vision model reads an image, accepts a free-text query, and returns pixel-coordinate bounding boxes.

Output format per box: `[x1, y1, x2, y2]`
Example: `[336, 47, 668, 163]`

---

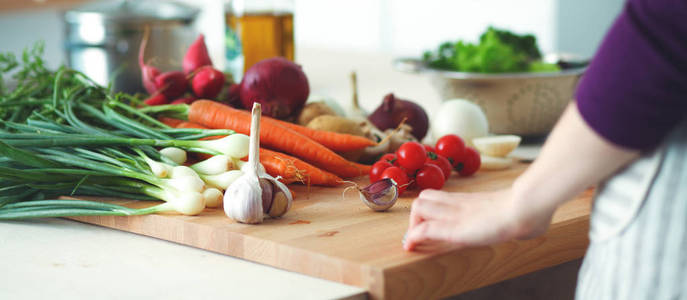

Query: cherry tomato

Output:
[396, 142, 427, 171]
[380, 166, 410, 194]
[455, 147, 481, 176]
[435, 134, 466, 167]
[416, 164, 445, 190]
[422, 144, 436, 153]
[425, 152, 452, 180]
[369, 161, 393, 183]
[379, 153, 398, 166]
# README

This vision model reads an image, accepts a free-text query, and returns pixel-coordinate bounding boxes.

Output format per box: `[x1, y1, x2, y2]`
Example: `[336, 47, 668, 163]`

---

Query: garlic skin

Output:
[224, 174, 264, 223]
[223, 103, 293, 224]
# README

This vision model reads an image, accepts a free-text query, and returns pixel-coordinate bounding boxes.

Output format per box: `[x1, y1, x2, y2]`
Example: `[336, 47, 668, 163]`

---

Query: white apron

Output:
[575, 119, 687, 299]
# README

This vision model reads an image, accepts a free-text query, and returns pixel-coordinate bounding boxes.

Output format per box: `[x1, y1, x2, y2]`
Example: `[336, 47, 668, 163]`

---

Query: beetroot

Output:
[144, 93, 169, 106]
[239, 57, 309, 119]
[139, 30, 187, 99]
[368, 93, 429, 140]
[191, 66, 225, 99]
[183, 34, 213, 75]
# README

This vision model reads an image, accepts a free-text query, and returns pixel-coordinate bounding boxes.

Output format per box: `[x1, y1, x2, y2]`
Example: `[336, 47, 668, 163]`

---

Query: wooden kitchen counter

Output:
[66, 163, 591, 300]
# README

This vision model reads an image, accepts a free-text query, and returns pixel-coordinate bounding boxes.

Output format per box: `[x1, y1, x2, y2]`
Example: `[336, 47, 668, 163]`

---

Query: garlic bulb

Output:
[223, 103, 293, 224]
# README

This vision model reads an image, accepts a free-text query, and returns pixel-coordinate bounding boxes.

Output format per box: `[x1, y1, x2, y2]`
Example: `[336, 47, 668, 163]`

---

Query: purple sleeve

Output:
[575, 0, 687, 151]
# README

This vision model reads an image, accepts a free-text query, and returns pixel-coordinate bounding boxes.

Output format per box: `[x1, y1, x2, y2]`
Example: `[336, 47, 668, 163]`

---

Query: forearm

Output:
[510, 102, 640, 237]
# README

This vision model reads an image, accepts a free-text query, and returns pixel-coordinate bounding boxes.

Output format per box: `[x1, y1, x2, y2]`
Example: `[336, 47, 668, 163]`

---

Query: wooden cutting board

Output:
[68, 163, 591, 300]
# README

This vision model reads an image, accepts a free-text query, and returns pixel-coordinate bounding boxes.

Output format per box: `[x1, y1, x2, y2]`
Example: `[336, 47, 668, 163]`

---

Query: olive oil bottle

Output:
[225, 0, 294, 79]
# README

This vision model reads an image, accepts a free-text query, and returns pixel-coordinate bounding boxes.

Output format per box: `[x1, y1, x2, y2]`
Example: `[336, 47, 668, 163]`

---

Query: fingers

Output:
[403, 220, 463, 252]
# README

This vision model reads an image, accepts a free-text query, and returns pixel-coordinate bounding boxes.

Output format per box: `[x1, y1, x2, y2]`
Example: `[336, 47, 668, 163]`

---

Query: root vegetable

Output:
[144, 93, 168, 106]
[138, 30, 187, 99]
[191, 66, 225, 99]
[239, 57, 310, 119]
[183, 34, 213, 75]
[298, 102, 337, 125]
[368, 93, 429, 141]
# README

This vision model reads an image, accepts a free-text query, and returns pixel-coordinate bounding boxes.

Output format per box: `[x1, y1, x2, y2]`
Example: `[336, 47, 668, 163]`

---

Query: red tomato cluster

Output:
[369, 134, 481, 194]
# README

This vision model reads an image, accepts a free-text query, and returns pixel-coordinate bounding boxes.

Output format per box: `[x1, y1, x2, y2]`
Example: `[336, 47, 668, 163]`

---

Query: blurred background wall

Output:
[0, 0, 625, 69]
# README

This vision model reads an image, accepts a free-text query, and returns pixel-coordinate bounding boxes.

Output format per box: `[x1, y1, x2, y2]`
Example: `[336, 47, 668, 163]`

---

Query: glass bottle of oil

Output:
[225, 0, 294, 80]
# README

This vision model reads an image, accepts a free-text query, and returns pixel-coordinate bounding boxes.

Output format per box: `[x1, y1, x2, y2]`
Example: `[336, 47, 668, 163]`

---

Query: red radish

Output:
[154, 71, 187, 99]
[144, 93, 168, 106]
[171, 96, 196, 105]
[138, 29, 188, 99]
[191, 66, 225, 99]
[239, 57, 310, 119]
[139, 31, 161, 94]
[183, 34, 213, 75]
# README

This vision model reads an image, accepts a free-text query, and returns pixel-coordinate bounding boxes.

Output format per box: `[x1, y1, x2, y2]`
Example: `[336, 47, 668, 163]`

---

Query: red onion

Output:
[239, 57, 310, 119]
[368, 93, 429, 141]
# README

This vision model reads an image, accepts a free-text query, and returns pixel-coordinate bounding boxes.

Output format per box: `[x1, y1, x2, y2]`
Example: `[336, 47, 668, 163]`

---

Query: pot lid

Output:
[64, 0, 199, 24]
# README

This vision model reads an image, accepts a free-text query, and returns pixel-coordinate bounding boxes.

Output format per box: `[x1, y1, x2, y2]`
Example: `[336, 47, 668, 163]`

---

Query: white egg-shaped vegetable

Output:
[159, 147, 187, 165]
[473, 135, 522, 157]
[203, 188, 224, 208]
[432, 99, 489, 146]
[480, 155, 514, 170]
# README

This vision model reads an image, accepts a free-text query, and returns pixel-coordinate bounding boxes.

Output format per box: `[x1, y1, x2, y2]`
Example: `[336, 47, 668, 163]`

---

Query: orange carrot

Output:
[259, 148, 342, 186]
[159, 116, 184, 127]
[168, 118, 345, 185]
[188, 100, 370, 178]
[215, 105, 375, 152]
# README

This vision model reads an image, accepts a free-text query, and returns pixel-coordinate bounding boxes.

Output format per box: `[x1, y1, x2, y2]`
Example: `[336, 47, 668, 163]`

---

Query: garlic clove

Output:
[359, 178, 399, 211]
[267, 190, 289, 217]
[259, 178, 274, 213]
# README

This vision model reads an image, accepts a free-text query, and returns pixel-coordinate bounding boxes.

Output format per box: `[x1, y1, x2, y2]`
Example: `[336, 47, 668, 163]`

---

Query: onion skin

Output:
[368, 93, 429, 141]
[239, 57, 310, 120]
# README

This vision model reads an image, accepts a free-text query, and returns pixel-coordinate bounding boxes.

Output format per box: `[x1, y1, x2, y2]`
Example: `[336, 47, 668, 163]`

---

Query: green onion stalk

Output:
[0, 43, 245, 219]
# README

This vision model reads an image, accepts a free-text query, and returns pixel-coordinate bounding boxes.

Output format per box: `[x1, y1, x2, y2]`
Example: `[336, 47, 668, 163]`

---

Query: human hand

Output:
[403, 188, 553, 252]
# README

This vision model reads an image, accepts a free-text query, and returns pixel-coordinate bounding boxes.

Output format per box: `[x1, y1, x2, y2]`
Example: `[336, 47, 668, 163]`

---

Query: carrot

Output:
[166, 117, 345, 185]
[215, 104, 374, 152]
[259, 148, 342, 186]
[188, 100, 371, 178]
[159, 116, 184, 127]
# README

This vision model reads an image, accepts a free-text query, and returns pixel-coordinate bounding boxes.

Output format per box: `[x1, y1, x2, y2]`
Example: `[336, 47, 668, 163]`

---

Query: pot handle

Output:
[392, 58, 427, 74]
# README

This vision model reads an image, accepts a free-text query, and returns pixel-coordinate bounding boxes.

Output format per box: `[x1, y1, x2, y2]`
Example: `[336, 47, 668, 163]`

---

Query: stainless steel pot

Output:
[63, 0, 199, 93]
[395, 57, 586, 137]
